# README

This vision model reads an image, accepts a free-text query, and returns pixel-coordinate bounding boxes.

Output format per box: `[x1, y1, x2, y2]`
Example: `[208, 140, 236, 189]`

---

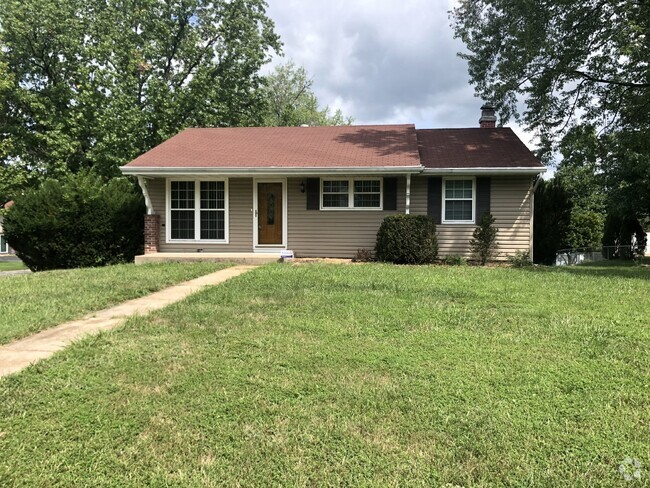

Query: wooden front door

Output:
[257, 182, 283, 245]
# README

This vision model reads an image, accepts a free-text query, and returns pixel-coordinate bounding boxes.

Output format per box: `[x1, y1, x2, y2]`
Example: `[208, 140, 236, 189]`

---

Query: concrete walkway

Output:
[0, 265, 256, 378]
[0, 269, 31, 278]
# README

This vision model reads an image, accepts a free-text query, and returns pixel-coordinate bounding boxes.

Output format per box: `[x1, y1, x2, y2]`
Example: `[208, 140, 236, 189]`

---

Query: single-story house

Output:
[0, 201, 14, 255]
[121, 106, 546, 261]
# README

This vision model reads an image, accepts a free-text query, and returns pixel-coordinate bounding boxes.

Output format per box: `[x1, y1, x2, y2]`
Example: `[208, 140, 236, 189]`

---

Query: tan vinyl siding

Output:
[148, 177, 254, 252]
[287, 177, 405, 258]
[411, 175, 532, 259]
[146, 174, 532, 259]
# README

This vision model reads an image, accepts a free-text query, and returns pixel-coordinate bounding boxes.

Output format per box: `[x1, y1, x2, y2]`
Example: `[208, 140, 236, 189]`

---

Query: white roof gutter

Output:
[121, 165, 546, 177]
[120, 166, 424, 176]
[421, 167, 546, 175]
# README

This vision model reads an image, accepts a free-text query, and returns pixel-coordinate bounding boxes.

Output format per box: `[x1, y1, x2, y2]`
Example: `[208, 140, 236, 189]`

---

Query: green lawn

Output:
[0, 262, 229, 344]
[0, 262, 648, 486]
[0, 261, 26, 272]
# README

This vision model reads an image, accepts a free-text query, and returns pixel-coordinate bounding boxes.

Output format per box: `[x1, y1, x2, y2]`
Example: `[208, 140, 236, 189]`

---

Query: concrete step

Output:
[135, 252, 281, 265]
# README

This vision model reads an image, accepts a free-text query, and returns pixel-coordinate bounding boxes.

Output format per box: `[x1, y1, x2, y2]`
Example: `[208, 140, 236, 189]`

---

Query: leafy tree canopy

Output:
[262, 62, 352, 127]
[452, 1, 650, 218]
[0, 0, 281, 199]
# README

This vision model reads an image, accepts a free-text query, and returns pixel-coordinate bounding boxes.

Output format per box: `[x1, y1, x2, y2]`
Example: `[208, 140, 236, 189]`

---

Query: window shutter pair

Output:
[305, 177, 398, 211]
[427, 176, 491, 223]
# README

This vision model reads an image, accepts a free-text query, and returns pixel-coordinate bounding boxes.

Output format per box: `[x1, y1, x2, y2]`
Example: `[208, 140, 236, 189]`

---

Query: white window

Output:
[321, 178, 382, 210]
[167, 179, 228, 242]
[443, 178, 475, 223]
[0, 234, 7, 253]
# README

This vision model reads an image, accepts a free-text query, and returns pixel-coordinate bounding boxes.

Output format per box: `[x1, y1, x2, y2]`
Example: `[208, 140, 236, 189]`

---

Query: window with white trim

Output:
[169, 180, 227, 241]
[321, 178, 382, 209]
[443, 179, 474, 223]
[0, 234, 7, 253]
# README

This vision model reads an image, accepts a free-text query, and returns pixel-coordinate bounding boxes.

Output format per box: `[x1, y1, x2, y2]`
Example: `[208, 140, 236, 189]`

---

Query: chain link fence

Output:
[555, 245, 644, 266]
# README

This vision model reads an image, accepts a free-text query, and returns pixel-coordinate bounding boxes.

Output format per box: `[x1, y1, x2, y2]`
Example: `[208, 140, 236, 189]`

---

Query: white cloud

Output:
[265, 0, 540, 152]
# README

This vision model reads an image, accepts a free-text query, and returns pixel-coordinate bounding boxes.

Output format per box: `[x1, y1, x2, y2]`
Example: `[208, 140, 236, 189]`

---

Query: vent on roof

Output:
[299, 124, 310, 128]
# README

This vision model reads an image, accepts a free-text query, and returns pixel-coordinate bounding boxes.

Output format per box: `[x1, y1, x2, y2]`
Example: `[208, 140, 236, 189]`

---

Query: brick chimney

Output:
[479, 104, 497, 128]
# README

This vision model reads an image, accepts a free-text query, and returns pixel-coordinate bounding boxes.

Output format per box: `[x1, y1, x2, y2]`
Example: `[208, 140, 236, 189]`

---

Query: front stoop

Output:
[134, 252, 281, 265]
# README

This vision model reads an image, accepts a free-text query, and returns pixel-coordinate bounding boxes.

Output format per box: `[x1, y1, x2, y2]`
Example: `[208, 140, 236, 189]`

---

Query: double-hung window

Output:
[169, 180, 227, 242]
[443, 178, 474, 223]
[321, 178, 382, 210]
[0, 234, 7, 253]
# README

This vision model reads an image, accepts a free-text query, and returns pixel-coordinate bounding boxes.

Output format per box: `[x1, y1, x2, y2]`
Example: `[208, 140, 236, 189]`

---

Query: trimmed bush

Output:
[375, 215, 438, 264]
[470, 212, 499, 265]
[3, 173, 144, 271]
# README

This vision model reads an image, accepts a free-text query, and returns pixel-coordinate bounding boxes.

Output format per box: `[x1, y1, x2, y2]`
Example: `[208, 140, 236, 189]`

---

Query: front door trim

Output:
[253, 178, 287, 250]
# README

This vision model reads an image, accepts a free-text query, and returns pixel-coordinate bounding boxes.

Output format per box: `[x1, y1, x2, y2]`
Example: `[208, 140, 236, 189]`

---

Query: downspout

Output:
[137, 176, 155, 216]
[405, 173, 411, 215]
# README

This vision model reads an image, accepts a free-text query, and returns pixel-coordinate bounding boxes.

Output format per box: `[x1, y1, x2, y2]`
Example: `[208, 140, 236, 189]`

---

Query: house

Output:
[0, 201, 14, 255]
[120, 106, 545, 261]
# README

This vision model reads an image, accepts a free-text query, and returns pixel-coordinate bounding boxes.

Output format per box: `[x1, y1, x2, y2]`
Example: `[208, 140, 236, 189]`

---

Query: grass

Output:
[0, 261, 26, 272]
[0, 262, 648, 486]
[0, 262, 229, 344]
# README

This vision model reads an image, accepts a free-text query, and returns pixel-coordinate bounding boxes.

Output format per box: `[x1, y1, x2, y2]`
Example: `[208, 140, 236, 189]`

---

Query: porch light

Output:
[300, 181, 306, 193]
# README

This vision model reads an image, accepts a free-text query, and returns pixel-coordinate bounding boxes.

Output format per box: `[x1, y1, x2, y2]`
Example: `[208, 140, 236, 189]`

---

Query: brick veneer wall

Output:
[144, 214, 160, 254]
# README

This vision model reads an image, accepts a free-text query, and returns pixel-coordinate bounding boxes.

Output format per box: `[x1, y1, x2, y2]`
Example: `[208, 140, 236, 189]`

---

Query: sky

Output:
[264, 0, 537, 153]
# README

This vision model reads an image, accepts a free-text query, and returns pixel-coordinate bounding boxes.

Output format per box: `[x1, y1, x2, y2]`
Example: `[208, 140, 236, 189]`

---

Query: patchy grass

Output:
[0, 262, 648, 486]
[0, 261, 26, 272]
[0, 262, 229, 344]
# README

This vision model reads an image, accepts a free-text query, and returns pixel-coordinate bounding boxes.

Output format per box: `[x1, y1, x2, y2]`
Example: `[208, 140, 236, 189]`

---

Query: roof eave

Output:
[120, 166, 425, 176]
[121, 165, 546, 177]
[421, 166, 546, 175]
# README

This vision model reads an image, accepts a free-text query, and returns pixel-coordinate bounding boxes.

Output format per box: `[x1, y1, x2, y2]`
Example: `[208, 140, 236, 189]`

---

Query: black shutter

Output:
[476, 177, 491, 220]
[427, 177, 442, 224]
[306, 178, 320, 210]
[383, 177, 398, 211]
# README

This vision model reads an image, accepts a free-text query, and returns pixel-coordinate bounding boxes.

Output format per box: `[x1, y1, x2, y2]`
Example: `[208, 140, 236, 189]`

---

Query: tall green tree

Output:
[0, 0, 281, 191]
[555, 126, 606, 248]
[451, 0, 650, 218]
[262, 62, 352, 127]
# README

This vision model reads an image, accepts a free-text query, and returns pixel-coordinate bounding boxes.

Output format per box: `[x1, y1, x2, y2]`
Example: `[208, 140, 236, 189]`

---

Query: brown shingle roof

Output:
[123, 125, 544, 171]
[125, 125, 422, 168]
[416, 128, 543, 169]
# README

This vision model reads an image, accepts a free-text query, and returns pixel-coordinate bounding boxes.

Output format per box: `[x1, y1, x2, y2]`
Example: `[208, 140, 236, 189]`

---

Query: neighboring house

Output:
[0, 201, 14, 255]
[121, 106, 546, 260]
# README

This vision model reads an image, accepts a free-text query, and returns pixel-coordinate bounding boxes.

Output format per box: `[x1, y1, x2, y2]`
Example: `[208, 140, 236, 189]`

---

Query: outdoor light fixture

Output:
[300, 181, 306, 193]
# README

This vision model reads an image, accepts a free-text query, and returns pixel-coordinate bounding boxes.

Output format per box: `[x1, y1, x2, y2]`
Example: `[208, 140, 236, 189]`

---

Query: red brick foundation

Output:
[144, 214, 160, 254]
